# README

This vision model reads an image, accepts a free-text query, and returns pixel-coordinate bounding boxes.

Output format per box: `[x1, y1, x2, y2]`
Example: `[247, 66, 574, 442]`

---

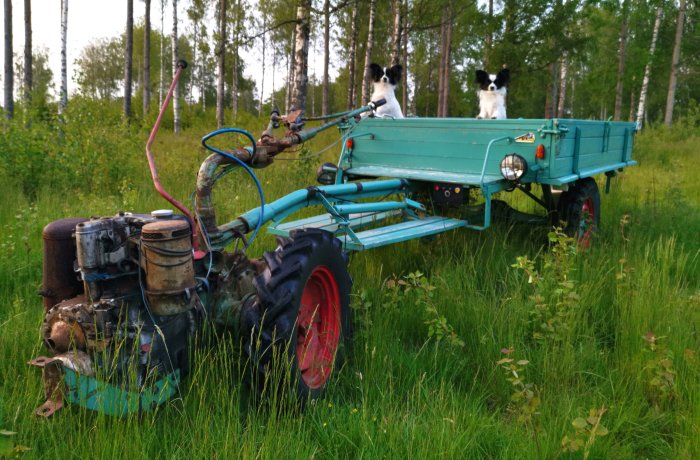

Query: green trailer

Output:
[32, 65, 638, 416]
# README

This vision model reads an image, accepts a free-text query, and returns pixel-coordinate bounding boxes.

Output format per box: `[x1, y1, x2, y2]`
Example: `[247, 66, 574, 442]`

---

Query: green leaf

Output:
[595, 425, 609, 436]
[572, 417, 588, 430]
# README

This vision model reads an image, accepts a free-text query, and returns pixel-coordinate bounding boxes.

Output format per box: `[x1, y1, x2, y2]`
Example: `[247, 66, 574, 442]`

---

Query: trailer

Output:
[30, 63, 636, 416]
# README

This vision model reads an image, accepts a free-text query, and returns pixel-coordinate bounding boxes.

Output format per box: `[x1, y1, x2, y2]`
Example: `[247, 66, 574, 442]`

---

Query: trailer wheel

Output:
[241, 229, 352, 402]
[558, 178, 600, 247]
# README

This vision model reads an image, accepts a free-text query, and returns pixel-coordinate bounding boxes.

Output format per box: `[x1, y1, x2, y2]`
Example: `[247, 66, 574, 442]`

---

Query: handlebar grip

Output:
[177, 59, 188, 69]
[371, 98, 387, 108]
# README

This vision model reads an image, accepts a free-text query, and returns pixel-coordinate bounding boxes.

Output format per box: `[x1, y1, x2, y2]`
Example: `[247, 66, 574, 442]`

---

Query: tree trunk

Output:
[346, 0, 358, 110]
[3, 0, 12, 119]
[172, 0, 180, 133]
[485, 0, 493, 67]
[390, 0, 401, 67]
[290, 0, 311, 112]
[664, 0, 686, 126]
[23, 0, 31, 107]
[636, 6, 662, 130]
[216, 0, 226, 128]
[544, 61, 559, 118]
[613, 0, 628, 121]
[259, 15, 266, 117]
[322, 0, 329, 116]
[143, 0, 151, 115]
[557, 54, 568, 118]
[437, 2, 452, 117]
[159, 0, 165, 109]
[59, 0, 68, 114]
[360, 0, 376, 106]
[124, 0, 134, 119]
[232, 0, 240, 120]
[401, 0, 408, 113]
[285, 26, 294, 113]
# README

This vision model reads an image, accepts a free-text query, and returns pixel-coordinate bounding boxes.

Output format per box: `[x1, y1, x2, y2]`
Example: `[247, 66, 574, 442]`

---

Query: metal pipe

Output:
[145, 60, 203, 254]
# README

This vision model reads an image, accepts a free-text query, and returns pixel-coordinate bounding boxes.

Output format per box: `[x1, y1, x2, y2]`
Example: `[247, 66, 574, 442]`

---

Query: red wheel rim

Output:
[579, 198, 595, 247]
[296, 266, 341, 389]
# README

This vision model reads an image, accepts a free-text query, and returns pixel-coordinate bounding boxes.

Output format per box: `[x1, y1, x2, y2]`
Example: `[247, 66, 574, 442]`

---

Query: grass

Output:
[0, 109, 698, 459]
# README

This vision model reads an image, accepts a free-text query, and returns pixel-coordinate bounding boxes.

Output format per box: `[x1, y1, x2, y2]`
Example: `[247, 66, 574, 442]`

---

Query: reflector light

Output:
[346, 139, 354, 149]
[536, 144, 545, 159]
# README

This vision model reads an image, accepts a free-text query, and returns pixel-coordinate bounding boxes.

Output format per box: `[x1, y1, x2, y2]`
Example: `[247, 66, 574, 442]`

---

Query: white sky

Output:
[0, 0, 335, 100]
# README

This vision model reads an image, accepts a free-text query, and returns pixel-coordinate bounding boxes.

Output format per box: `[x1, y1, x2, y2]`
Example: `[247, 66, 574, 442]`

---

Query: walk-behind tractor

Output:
[30, 62, 637, 416]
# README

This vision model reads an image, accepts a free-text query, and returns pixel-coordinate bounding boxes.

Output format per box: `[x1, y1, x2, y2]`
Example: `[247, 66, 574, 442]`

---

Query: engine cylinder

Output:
[140, 220, 196, 315]
[41, 218, 87, 311]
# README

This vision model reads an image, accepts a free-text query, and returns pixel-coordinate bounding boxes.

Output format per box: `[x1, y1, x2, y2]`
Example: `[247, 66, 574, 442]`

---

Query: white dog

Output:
[367, 63, 404, 118]
[475, 68, 510, 119]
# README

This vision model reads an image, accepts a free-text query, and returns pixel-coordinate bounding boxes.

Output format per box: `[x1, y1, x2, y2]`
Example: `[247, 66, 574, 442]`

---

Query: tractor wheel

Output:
[241, 229, 352, 402]
[558, 178, 600, 247]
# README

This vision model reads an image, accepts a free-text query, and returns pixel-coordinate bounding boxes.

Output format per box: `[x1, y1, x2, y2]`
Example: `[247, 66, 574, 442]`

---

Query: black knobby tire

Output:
[558, 178, 600, 246]
[240, 229, 352, 402]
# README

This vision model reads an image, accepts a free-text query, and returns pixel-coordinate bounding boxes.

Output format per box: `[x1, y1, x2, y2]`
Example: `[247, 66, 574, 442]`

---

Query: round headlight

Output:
[500, 154, 528, 181]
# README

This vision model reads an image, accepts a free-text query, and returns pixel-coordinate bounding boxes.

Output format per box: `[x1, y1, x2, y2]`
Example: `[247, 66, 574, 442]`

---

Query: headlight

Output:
[500, 154, 528, 181]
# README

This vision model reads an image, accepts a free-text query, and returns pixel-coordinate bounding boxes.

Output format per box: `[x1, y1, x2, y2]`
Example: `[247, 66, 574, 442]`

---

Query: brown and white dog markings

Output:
[475, 68, 510, 119]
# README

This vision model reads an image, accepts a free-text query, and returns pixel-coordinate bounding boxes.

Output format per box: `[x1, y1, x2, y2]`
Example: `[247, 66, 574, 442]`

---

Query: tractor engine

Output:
[33, 211, 257, 416]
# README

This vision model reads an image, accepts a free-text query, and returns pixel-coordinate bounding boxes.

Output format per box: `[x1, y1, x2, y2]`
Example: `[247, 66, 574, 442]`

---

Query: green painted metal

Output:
[340, 216, 468, 251]
[268, 210, 403, 237]
[336, 117, 636, 187]
[63, 369, 180, 416]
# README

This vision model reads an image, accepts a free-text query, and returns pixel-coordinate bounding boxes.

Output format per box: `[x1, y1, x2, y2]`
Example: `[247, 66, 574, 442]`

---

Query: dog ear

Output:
[475, 70, 489, 84]
[389, 64, 403, 81]
[496, 68, 510, 85]
[369, 63, 383, 81]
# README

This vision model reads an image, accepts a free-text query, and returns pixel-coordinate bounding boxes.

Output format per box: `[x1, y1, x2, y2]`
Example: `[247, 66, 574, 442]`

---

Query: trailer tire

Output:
[241, 229, 352, 403]
[558, 178, 600, 247]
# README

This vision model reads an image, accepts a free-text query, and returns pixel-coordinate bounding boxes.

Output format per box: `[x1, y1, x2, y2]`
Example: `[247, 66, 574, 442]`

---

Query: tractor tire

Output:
[241, 229, 352, 403]
[558, 178, 600, 247]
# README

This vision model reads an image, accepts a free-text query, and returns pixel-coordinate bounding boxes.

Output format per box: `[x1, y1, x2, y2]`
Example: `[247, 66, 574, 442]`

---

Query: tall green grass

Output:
[0, 108, 698, 459]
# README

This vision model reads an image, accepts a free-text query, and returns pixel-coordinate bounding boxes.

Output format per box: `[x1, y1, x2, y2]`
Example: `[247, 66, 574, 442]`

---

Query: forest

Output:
[0, 1, 699, 459]
[2, 0, 698, 127]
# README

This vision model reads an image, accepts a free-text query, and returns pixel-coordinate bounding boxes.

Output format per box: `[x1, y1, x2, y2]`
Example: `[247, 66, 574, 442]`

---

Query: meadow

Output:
[0, 103, 698, 459]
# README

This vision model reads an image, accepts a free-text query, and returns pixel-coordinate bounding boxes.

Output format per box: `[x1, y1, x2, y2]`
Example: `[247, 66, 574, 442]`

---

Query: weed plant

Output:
[0, 105, 698, 458]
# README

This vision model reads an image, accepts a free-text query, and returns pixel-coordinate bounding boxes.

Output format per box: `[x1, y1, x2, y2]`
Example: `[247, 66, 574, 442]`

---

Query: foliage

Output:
[561, 407, 609, 458]
[512, 228, 580, 344]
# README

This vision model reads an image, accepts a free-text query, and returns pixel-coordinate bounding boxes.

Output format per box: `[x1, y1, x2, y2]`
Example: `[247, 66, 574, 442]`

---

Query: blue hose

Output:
[201, 128, 265, 248]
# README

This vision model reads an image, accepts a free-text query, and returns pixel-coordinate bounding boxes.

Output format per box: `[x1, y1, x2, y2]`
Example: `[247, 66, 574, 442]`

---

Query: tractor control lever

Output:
[369, 98, 387, 110]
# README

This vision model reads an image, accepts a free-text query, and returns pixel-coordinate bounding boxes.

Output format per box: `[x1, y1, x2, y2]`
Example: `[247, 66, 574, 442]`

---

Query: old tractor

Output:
[30, 62, 636, 416]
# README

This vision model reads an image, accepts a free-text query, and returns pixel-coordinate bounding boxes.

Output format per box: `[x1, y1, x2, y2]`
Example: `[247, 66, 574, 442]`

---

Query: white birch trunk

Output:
[322, 0, 329, 116]
[557, 54, 568, 118]
[361, 0, 376, 106]
[259, 16, 266, 117]
[390, 0, 401, 67]
[4, 0, 13, 119]
[59, 0, 68, 115]
[636, 6, 662, 130]
[664, 0, 686, 126]
[613, 0, 628, 121]
[124, 0, 133, 119]
[172, 0, 180, 134]
[159, 0, 165, 109]
[23, 0, 32, 106]
[216, 0, 226, 128]
[290, 0, 311, 112]
[143, 0, 151, 115]
[346, 0, 358, 110]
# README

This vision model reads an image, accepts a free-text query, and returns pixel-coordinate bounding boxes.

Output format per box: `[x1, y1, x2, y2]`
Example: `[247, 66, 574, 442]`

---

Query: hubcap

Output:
[579, 198, 595, 247]
[296, 266, 341, 389]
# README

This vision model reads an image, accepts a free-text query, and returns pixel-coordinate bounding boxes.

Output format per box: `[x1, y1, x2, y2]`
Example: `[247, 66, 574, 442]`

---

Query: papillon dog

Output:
[475, 68, 510, 119]
[367, 63, 404, 118]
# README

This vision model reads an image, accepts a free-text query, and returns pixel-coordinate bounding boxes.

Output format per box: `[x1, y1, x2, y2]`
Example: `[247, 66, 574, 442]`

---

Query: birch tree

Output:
[360, 0, 376, 106]
[664, 0, 686, 126]
[4, 0, 13, 119]
[143, 0, 151, 115]
[59, 0, 68, 114]
[437, 1, 453, 117]
[635, 6, 663, 130]
[322, 0, 330, 115]
[613, 0, 628, 121]
[124, 0, 134, 119]
[346, 0, 358, 110]
[216, 0, 226, 128]
[172, 0, 181, 133]
[23, 0, 32, 107]
[290, 0, 311, 112]
[557, 54, 568, 118]
[159, 0, 165, 108]
[390, 0, 402, 67]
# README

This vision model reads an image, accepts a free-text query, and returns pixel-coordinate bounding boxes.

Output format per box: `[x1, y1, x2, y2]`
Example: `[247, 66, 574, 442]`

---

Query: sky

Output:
[0, 0, 335, 101]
